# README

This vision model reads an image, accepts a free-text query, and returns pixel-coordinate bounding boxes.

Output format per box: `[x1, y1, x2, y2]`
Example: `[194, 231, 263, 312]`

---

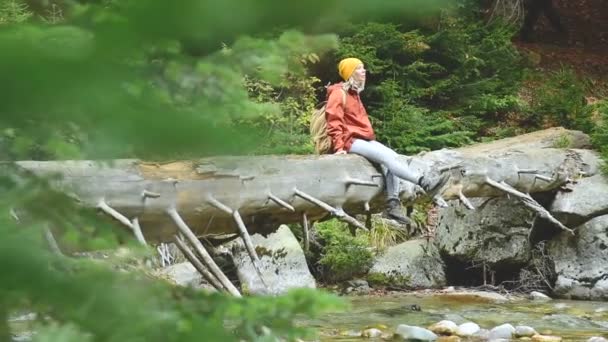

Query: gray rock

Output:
[440, 290, 508, 303]
[348, 279, 370, 288]
[548, 215, 608, 300]
[157, 262, 203, 287]
[394, 325, 438, 341]
[231, 225, 316, 295]
[530, 291, 552, 301]
[455, 322, 480, 337]
[514, 325, 537, 337]
[436, 197, 532, 265]
[346, 279, 371, 294]
[550, 174, 608, 226]
[369, 239, 446, 288]
[488, 323, 515, 340]
[591, 278, 608, 298]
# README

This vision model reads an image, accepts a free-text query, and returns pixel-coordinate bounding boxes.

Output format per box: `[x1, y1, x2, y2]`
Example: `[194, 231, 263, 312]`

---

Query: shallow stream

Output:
[306, 292, 608, 341]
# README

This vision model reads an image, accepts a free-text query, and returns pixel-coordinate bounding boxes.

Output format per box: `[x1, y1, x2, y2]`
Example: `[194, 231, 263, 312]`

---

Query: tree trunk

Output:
[13, 128, 598, 243]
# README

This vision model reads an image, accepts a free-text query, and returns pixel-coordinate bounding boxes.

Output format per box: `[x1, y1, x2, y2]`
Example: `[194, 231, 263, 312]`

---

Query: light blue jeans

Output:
[349, 139, 419, 200]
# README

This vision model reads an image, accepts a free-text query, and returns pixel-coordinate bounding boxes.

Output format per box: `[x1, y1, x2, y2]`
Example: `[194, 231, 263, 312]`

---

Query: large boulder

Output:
[369, 239, 446, 288]
[548, 215, 608, 300]
[231, 225, 316, 295]
[435, 197, 533, 265]
[550, 174, 608, 226]
[455, 127, 592, 153]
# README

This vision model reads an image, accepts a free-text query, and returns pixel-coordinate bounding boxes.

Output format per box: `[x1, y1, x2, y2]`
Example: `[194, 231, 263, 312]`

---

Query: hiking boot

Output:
[382, 198, 412, 226]
[418, 171, 450, 198]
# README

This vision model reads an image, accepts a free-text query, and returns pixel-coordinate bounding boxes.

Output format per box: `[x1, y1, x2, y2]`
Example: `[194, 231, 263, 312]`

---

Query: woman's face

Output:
[352, 64, 366, 82]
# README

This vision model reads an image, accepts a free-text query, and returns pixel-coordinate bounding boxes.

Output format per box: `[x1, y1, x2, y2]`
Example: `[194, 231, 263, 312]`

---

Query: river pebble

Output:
[488, 323, 515, 339]
[531, 334, 562, 342]
[472, 328, 490, 339]
[455, 322, 480, 337]
[338, 329, 361, 337]
[515, 325, 538, 337]
[530, 291, 552, 301]
[361, 328, 382, 338]
[428, 320, 458, 335]
[437, 336, 461, 342]
[588, 338, 608, 342]
[394, 324, 438, 341]
[553, 303, 569, 310]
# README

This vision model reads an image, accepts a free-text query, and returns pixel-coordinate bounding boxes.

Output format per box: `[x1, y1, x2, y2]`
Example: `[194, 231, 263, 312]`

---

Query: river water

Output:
[306, 292, 608, 341]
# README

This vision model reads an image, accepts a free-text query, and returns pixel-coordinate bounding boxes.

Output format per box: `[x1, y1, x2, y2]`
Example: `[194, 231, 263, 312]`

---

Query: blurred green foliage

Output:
[1, 0, 607, 340]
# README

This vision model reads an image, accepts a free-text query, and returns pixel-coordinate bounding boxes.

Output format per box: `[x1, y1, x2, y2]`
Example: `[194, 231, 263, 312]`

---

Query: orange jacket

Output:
[325, 83, 375, 152]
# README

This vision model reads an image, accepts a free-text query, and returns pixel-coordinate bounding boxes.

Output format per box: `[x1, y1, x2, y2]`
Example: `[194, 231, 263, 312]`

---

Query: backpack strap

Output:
[341, 88, 347, 108]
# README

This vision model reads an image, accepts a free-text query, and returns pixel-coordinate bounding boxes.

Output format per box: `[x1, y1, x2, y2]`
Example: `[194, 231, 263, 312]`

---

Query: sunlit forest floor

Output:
[517, 41, 608, 96]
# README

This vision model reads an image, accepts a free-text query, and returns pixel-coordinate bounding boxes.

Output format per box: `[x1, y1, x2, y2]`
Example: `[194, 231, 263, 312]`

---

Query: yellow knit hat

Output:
[338, 57, 363, 81]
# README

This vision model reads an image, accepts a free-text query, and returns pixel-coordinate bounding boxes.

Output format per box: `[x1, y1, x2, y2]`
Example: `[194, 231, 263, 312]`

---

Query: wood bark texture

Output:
[13, 128, 598, 242]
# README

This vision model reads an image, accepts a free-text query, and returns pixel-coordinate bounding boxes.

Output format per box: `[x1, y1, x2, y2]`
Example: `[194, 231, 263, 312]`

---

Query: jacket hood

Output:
[326, 82, 345, 99]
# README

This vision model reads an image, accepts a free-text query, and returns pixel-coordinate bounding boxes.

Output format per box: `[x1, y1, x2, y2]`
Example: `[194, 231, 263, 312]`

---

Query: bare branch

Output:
[268, 192, 295, 212]
[141, 190, 161, 199]
[167, 207, 241, 297]
[458, 190, 475, 210]
[294, 188, 367, 231]
[232, 210, 269, 289]
[485, 177, 574, 235]
[44, 226, 63, 256]
[97, 199, 134, 230]
[344, 177, 378, 187]
[131, 218, 147, 245]
[302, 212, 310, 251]
[174, 234, 225, 292]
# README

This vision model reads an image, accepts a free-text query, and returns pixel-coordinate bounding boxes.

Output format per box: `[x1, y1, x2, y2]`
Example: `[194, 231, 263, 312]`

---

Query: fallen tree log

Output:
[11, 128, 600, 243]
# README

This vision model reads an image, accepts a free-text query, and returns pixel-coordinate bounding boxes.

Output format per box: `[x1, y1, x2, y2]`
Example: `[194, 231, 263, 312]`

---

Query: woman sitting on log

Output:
[324, 57, 448, 225]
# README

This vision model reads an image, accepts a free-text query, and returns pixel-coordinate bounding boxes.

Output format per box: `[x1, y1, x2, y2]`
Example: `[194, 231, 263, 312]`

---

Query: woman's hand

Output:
[334, 149, 347, 155]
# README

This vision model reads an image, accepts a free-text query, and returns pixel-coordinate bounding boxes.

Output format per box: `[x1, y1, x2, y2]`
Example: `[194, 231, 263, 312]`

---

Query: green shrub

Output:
[368, 218, 407, 251]
[552, 133, 573, 148]
[591, 100, 608, 174]
[243, 72, 320, 155]
[315, 219, 373, 283]
[367, 272, 411, 288]
[0, 0, 32, 24]
[529, 68, 594, 132]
